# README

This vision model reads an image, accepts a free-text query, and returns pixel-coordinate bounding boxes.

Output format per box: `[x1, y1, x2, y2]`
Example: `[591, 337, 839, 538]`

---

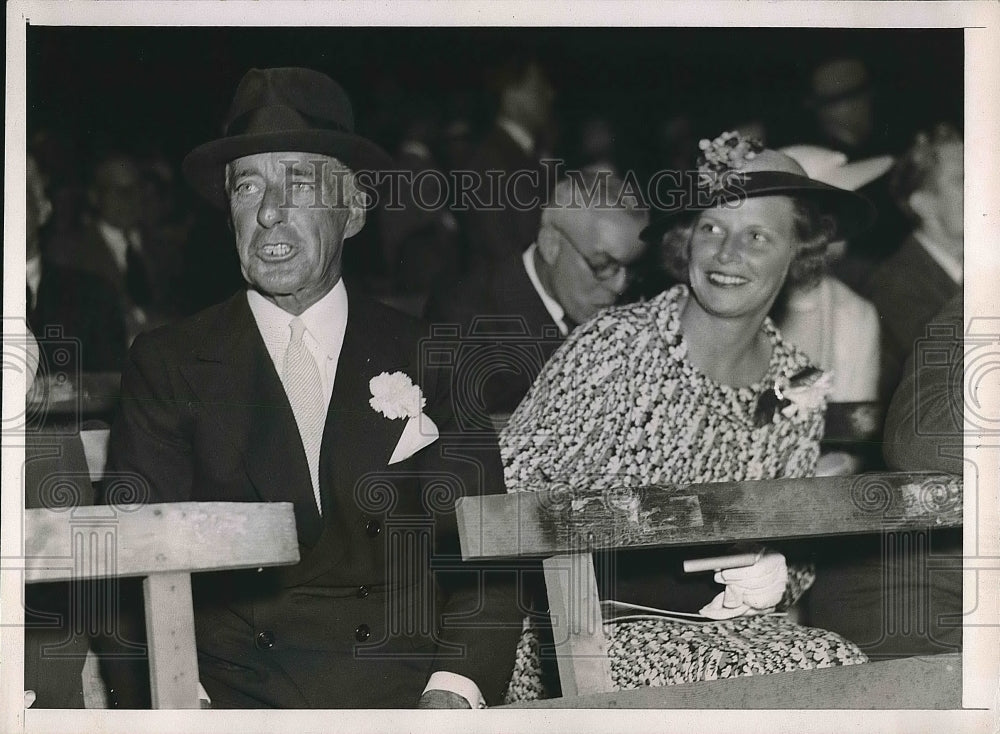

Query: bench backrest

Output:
[23, 428, 300, 708]
[455, 471, 962, 700]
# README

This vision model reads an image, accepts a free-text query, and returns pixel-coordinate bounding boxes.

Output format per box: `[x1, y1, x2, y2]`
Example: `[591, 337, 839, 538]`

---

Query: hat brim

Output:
[823, 155, 894, 192]
[182, 129, 395, 209]
[640, 171, 875, 244]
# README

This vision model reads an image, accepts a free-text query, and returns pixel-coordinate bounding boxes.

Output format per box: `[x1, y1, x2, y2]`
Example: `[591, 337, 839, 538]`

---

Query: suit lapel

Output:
[502, 254, 565, 339]
[281, 290, 413, 585]
[321, 291, 409, 515]
[905, 237, 959, 301]
[178, 293, 324, 545]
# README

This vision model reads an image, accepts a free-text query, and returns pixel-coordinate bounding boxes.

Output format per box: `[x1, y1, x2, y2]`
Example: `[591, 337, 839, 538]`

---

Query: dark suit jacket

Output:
[462, 126, 545, 272]
[425, 253, 566, 417]
[805, 295, 963, 658]
[100, 287, 520, 708]
[29, 260, 127, 374]
[867, 235, 960, 399]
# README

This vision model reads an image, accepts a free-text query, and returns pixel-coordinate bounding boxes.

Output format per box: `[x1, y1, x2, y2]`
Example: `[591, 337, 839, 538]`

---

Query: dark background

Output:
[25, 26, 963, 307]
[28, 26, 962, 166]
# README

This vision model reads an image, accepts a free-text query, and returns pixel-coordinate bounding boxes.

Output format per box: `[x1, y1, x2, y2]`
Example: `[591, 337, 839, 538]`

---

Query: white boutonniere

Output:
[779, 370, 833, 418]
[369, 371, 426, 420]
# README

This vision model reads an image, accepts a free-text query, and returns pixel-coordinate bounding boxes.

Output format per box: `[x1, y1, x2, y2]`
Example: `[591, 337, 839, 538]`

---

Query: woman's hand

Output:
[699, 550, 787, 620]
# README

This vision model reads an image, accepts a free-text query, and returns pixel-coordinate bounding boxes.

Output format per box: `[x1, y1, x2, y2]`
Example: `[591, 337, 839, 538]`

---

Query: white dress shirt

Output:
[97, 219, 142, 273]
[498, 117, 535, 156]
[26, 255, 42, 311]
[247, 281, 483, 708]
[523, 243, 571, 336]
[247, 280, 348, 407]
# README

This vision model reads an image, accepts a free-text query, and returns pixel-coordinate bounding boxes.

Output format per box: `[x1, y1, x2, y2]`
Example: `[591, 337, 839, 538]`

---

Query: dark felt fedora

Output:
[183, 67, 393, 208]
[640, 148, 875, 244]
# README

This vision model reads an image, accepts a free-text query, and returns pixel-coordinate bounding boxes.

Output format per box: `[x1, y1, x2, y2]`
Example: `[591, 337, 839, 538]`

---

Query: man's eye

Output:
[292, 182, 315, 191]
[750, 231, 769, 243]
[234, 181, 259, 195]
[698, 222, 722, 235]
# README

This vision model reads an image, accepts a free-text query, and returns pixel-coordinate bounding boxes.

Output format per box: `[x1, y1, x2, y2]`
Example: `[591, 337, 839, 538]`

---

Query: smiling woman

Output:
[498, 132, 876, 702]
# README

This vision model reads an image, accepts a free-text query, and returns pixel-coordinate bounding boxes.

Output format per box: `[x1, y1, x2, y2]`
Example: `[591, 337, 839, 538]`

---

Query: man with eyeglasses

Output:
[426, 167, 648, 418]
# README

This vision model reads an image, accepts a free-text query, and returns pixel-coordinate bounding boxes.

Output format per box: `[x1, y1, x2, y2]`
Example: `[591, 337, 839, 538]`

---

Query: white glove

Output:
[699, 550, 787, 620]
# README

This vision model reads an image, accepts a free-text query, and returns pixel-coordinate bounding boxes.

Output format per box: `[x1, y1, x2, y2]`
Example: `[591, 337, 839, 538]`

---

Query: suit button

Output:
[365, 519, 381, 537]
[357, 585, 370, 599]
[255, 631, 275, 650]
[355, 624, 371, 642]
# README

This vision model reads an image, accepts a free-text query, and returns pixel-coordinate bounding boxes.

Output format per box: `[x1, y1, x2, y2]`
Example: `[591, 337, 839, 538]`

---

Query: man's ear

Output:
[536, 225, 561, 265]
[344, 193, 368, 239]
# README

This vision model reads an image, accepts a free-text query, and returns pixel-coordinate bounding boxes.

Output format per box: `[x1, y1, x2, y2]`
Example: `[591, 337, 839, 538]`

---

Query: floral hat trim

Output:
[697, 131, 764, 193]
[640, 129, 876, 244]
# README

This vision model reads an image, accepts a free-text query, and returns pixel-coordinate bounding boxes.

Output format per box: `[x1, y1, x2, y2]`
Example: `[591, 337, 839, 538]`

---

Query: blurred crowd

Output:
[26, 52, 962, 408]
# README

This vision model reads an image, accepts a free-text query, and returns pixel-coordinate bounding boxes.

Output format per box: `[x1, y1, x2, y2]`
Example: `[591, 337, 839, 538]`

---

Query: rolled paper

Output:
[683, 552, 761, 574]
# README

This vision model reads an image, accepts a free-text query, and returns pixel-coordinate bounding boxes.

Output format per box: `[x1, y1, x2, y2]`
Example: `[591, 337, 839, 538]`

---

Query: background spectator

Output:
[869, 124, 964, 399]
[462, 58, 556, 272]
[426, 168, 648, 418]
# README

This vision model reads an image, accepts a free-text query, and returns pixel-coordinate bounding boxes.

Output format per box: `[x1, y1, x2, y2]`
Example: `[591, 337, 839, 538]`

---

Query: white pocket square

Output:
[389, 413, 439, 465]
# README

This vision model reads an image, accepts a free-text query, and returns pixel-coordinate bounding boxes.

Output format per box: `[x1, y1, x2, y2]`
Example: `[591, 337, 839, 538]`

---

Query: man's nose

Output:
[257, 185, 286, 228]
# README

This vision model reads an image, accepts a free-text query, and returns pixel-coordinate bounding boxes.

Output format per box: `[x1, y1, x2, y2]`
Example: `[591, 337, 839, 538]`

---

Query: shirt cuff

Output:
[422, 671, 486, 709]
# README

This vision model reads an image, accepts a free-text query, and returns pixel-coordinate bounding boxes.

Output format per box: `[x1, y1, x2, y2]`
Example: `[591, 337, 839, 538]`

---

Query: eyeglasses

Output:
[550, 224, 634, 283]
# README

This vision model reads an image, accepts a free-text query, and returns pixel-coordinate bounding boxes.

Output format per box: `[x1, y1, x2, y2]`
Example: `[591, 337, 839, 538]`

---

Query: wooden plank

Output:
[143, 572, 199, 709]
[502, 653, 962, 709]
[24, 502, 300, 582]
[457, 472, 962, 560]
[79, 428, 109, 482]
[28, 371, 121, 418]
[543, 554, 613, 697]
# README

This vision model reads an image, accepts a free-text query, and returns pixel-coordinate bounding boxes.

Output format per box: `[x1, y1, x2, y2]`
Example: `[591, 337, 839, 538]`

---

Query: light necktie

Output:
[282, 317, 326, 515]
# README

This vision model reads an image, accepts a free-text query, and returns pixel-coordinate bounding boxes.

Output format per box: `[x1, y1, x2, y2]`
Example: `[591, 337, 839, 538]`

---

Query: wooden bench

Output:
[23, 428, 301, 708]
[455, 471, 963, 705]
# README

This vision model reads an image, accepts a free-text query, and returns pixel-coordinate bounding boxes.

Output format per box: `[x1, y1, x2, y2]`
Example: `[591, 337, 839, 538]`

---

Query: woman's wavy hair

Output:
[658, 196, 835, 291]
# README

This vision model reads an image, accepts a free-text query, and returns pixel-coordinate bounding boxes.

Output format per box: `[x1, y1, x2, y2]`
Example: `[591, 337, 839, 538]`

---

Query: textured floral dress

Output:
[499, 285, 866, 702]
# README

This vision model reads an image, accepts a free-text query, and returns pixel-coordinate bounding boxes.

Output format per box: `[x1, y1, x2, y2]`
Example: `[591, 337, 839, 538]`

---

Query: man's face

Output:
[508, 64, 555, 136]
[929, 141, 964, 242]
[815, 93, 874, 150]
[26, 156, 52, 260]
[92, 156, 143, 230]
[227, 151, 364, 314]
[546, 210, 647, 324]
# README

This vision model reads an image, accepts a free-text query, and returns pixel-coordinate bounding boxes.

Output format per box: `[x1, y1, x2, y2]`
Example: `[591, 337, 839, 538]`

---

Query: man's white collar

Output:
[498, 118, 534, 156]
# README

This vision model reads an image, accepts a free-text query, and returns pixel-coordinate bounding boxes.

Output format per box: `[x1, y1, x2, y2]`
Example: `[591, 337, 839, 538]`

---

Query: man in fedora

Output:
[99, 67, 520, 709]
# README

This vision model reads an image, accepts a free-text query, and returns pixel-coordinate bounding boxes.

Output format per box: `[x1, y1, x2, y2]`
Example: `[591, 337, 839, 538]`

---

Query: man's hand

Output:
[417, 689, 473, 709]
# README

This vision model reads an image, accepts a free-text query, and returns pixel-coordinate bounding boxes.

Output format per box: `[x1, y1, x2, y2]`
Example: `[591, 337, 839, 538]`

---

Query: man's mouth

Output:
[260, 243, 293, 260]
[706, 271, 749, 286]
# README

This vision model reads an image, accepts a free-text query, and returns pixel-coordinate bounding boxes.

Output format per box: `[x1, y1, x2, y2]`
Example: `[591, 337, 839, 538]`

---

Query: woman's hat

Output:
[183, 67, 393, 208]
[779, 144, 893, 192]
[641, 132, 875, 244]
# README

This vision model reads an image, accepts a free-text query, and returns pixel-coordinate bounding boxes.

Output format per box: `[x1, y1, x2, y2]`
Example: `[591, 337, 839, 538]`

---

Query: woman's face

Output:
[688, 195, 799, 322]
